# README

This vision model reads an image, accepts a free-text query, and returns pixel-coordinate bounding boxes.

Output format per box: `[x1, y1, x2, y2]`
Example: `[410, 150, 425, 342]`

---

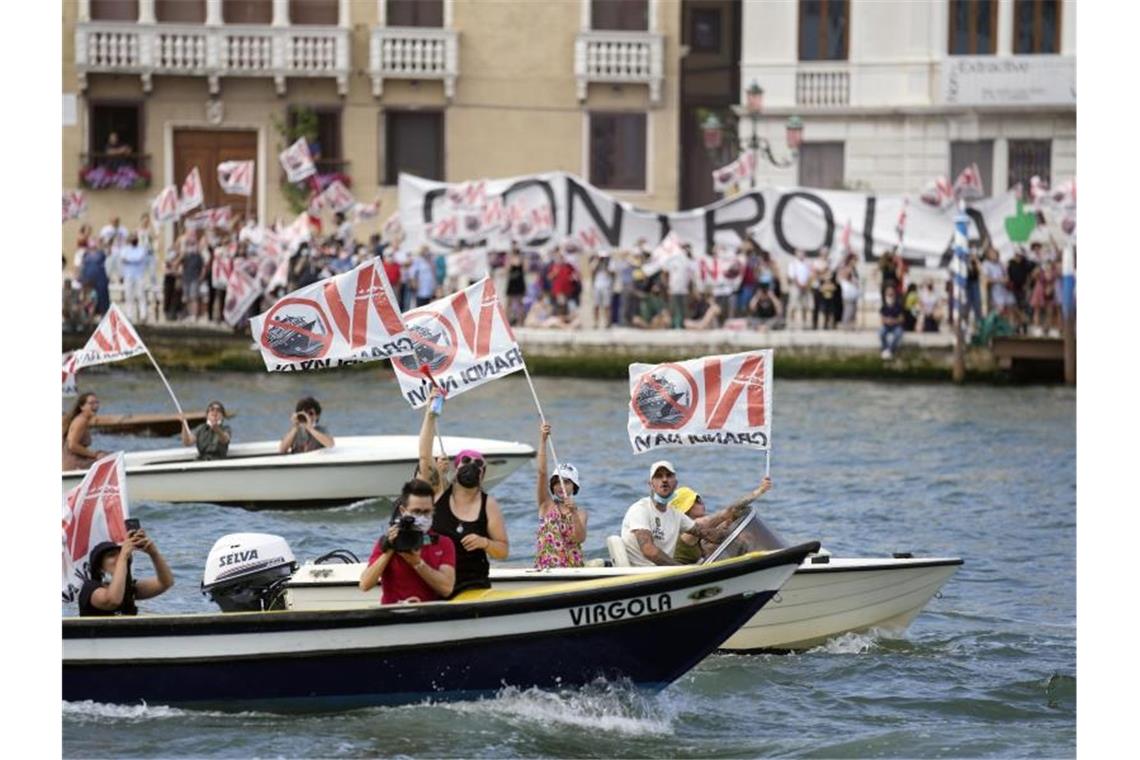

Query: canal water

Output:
[62, 369, 1075, 758]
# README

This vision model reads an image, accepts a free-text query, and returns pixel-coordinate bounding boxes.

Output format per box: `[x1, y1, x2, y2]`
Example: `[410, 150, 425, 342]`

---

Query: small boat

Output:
[284, 509, 962, 651]
[63, 411, 211, 438]
[62, 541, 820, 711]
[61, 435, 535, 509]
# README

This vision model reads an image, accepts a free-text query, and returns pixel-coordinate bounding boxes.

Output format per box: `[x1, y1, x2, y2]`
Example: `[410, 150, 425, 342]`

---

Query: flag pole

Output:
[521, 363, 570, 500]
[419, 366, 448, 459]
[765, 449, 771, 478]
[143, 348, 186, 422]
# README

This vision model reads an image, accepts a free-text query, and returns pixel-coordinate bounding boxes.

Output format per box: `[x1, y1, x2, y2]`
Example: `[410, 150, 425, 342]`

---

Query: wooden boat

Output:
[284, 509, 962, 651]
[62, 411, 212, 437]
[62, 543, 819, 711]
[61, 435, 535, 509]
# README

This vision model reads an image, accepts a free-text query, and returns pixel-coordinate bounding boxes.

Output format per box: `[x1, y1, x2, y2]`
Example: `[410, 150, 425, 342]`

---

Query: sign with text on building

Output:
[942, 56, 1075, 107]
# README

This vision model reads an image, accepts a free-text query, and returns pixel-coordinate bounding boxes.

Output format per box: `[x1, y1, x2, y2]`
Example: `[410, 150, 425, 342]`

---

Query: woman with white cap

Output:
[533, 422, 588, 568]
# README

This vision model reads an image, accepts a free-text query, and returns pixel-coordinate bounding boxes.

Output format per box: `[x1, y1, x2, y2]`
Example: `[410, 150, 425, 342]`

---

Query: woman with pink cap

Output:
[533, 422, 587, 568]
[417, 387, 510, 594]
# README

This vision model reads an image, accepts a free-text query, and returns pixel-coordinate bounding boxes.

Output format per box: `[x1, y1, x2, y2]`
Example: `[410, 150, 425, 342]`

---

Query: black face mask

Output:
[456, 463, 482, 488]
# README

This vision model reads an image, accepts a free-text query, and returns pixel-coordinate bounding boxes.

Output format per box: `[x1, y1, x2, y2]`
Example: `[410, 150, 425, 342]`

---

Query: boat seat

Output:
[606, 535, 630, 567]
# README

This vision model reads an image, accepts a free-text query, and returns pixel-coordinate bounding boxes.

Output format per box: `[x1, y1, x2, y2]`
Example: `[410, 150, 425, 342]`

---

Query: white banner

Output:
[73, 304, 148, 370]
[399, 172, 1022, 268]
[62, 352, 78, 397]
[391, 277, 524, 408]
[62, 453, 130, 603]
[627, 350, 773, 454]
[223, 264, 262, 327]
[712, 152, 756, 193]
[279, 137, 316, 183]
[321, 180, 356, 214]
[179, 167, 204, 215]
[151, 184, 179, 224]
[62, 190, 87, 223]
[217, 160, 254, 196]
[249, 258, 413, 371]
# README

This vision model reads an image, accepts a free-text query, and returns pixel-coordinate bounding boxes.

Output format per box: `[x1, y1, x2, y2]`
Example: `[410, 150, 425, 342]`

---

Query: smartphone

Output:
[124, 518, 141, 534]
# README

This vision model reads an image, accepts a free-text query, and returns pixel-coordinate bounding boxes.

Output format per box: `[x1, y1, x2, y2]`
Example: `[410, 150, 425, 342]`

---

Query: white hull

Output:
[284, 556, 961, 651]
[62, 435, 535, 508]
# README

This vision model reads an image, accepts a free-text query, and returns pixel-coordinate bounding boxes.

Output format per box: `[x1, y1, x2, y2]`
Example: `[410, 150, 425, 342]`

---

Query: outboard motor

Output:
[202, 533, 297, 612]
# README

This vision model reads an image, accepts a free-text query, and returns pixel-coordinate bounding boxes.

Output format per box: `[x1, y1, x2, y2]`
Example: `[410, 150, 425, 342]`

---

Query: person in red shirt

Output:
[382, 250, 401, 291]
[547, 248, 579, 316]
[359, 479, 456, 603]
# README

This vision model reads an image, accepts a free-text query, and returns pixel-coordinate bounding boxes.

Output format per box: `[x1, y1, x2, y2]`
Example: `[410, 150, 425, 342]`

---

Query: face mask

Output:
[652, 491, 671, 506]
[411, 514, 433, 533]
[456, 463, 482, 488]
[551, 491, 565, 504]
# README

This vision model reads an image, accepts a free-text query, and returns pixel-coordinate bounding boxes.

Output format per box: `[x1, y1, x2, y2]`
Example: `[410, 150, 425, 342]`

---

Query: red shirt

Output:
[549, 262, 577, 298]
[383, 259, 401, 287]
[367, 530, 456, 604]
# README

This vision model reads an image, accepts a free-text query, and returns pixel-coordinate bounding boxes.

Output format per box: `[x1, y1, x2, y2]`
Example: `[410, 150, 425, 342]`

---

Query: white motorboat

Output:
[283, 509, 962, 651]
[61, 435, 535, 509]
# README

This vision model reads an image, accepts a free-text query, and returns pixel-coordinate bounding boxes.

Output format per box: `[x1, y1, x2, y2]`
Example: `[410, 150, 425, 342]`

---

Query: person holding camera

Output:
[278, 396, 335, 454]
[180, 400, 231, 460]
[359, 479, 456, 604]
[417, 387, 510, 594]
[78, 524, 174, 617]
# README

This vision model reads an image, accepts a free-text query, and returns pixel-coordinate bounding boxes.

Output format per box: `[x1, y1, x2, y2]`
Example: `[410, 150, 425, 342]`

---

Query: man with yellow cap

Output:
[669, 475, 772, 564]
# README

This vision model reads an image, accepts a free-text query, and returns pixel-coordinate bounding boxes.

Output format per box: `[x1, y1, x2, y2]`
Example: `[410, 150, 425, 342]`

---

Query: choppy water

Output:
[62, 368, 1075, 758]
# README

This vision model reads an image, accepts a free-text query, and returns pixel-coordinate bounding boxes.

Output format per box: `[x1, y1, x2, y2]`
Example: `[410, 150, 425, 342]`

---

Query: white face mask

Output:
[411, 514, 433, 533]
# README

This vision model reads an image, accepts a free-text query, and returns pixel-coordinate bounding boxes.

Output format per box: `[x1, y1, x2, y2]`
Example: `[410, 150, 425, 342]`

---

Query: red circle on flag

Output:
[259, 297, 333, 361]
[393, 309, 459, 378]
[631, 364, 699, 430]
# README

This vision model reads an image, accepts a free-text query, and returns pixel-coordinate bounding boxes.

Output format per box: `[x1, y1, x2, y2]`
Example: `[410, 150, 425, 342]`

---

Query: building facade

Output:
[63, 0, 683, 247]
[733, 0, 1076, 195]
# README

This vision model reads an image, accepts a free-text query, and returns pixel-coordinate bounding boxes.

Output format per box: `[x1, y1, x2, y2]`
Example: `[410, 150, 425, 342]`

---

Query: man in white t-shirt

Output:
[621, 460, 717, 566]
[786, 249, 812, 329]
[665, 247, 697, 330]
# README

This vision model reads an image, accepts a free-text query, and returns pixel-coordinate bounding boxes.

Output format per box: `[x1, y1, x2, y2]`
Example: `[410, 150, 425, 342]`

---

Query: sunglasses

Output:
[459, 456, 485, 469]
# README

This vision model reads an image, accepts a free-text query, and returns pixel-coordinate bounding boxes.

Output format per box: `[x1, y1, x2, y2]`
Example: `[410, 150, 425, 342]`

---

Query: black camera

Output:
[390, 514, 427, 553]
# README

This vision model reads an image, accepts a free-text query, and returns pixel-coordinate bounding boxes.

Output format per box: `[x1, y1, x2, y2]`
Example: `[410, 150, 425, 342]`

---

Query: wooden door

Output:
[172, 129, 258, 218]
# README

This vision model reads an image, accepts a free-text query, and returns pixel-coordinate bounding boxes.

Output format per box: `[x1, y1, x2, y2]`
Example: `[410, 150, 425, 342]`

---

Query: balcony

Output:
[369, 27, 459, 99]
[75, 22, 350, 96]
[79, 153, 152, 191]
[575, 30, 664, 104]
[796, 68, 850, 107]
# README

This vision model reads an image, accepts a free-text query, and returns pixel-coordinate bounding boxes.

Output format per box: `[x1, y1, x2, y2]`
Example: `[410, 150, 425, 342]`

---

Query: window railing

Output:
[79, 153, 152, 191]
[574, 30, 664, 104]
[75, 21, 349, 95]
[795, 69, 850, 107]
[368, 26, 459, 99]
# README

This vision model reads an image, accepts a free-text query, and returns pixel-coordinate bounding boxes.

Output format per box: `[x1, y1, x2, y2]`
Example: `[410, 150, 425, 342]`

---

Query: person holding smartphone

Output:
[278, 396, 335, 454]
[78, 521, 175, 617]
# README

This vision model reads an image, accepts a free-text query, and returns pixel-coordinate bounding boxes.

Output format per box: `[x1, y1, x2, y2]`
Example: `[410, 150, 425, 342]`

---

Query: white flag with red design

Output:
[953, 163, 985, 201]
[711, 151, 756, 193]
[627, 349, 773, 454]
[151, 184, 179, 223]
[62, 452, 130, 602]
[279, 137, 316, 183]
[223, 264, 263, 327]
[63, 352, 78, 397]
[72, 304, 148, 370]
[321, 180, 357, 214]
[919, 176, 954, 208]
[63, 190, 87, 223]
[354, 196, 381, 221]
[391, 277, 524, 408]
[217, 160, 254, 196]
[249, 258, 413, 371]
[179, 167, 205, 215]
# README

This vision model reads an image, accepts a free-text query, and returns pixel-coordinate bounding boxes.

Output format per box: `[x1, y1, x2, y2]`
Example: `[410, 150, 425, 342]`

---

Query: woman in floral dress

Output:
[533, 422, 587, 569]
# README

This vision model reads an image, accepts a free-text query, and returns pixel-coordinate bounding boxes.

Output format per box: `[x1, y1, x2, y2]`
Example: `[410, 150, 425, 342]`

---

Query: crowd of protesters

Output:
[65, 211, 1068, 348]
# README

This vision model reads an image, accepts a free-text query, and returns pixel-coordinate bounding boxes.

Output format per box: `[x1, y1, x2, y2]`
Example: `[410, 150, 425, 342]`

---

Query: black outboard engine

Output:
[201, 533, 297, 612]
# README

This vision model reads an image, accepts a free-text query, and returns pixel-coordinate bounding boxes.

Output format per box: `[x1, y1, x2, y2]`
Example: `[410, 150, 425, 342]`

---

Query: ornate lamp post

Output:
[704, 80, 803, 192]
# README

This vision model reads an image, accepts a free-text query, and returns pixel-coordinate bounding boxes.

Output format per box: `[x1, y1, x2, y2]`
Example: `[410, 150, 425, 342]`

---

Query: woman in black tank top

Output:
[433, 486, 491, 593]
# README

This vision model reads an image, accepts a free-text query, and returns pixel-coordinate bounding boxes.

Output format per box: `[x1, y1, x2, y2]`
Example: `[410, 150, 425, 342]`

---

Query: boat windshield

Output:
[701, 508, 789, 564]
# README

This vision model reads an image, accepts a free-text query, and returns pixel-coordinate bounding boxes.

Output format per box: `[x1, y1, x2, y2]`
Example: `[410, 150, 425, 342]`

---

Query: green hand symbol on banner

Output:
[1004, 199, 1037, 243]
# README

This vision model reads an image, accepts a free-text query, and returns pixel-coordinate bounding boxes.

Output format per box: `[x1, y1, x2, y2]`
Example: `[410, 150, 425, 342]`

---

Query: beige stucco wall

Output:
[63, 0, 682, 254]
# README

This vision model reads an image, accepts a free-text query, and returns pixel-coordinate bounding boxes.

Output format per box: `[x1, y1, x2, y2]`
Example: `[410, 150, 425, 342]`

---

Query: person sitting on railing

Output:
[181, 400, 231, 460]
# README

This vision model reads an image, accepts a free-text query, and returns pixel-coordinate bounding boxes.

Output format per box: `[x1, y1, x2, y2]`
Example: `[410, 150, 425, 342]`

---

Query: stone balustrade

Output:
[574, 30, 664, 104]
[369, 26, 459, 99]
